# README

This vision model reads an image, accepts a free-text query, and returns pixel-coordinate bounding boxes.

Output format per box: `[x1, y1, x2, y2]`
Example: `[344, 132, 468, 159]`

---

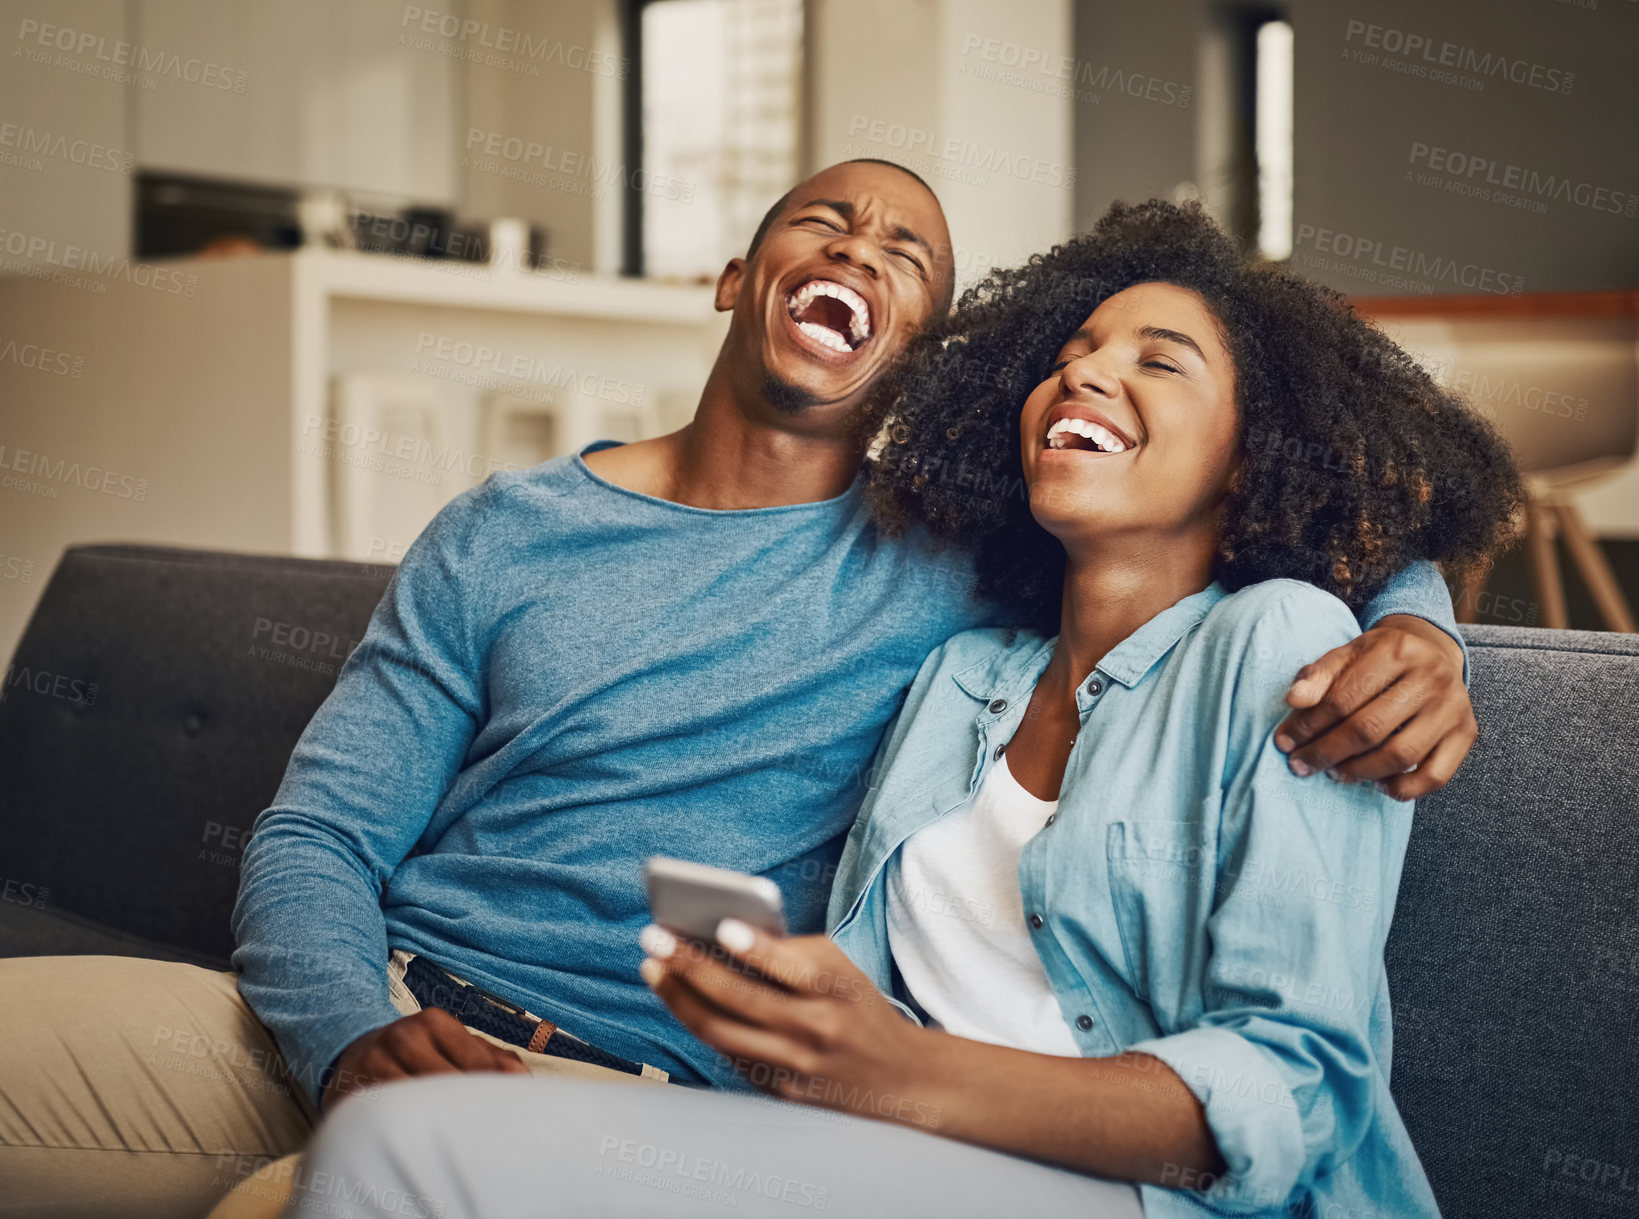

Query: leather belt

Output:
[402, 955, 669, 1083]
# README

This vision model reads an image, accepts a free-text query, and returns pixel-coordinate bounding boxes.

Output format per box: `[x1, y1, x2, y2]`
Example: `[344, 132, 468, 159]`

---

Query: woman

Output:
[287, 201, 1520, 1218]
[637, 200, 1520, 1216]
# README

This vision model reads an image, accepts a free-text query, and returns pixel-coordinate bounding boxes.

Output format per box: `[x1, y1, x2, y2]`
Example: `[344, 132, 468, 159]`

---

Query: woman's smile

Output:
[1041, 405, 1138, 457]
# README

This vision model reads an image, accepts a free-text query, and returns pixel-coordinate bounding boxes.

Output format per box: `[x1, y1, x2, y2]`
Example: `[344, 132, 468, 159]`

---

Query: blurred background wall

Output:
[1, 0, 1636, 660]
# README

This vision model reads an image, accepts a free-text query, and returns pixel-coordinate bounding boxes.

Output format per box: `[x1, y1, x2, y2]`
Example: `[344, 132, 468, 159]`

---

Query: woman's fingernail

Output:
[1273, 732, 1295, 753]
[640, 924, 676, 960]
[1289, 757, 1315, 777]
[716, 918, 755, 953]
[1325, 767, 1342, 782]
[639, 958, 666, 987]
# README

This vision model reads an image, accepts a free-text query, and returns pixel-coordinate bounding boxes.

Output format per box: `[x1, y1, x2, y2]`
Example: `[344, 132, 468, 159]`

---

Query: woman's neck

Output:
[1042, 539, 1216, 701]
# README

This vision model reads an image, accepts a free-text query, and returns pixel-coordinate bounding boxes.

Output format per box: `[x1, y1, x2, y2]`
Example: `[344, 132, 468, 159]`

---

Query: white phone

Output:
[644, 856, 786, 943]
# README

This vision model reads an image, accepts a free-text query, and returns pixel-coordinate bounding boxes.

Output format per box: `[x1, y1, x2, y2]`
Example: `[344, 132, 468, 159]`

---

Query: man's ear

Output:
[715, 258, 747, 312]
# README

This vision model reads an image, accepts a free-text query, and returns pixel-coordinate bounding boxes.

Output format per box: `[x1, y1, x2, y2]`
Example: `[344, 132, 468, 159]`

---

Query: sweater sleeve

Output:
[1355, 559, 1468, 684]
[231, 483, 494, 1105]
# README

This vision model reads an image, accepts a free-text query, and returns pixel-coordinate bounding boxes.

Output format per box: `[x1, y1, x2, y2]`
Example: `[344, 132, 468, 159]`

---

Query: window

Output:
[631, 0, 804, 281]
[1254, 19, 1294, 260]
[1196, 6, 1292, 260]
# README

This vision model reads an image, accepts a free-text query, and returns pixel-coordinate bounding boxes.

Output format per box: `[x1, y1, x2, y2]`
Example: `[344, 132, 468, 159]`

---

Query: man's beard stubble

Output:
[761, 370, 823, 415]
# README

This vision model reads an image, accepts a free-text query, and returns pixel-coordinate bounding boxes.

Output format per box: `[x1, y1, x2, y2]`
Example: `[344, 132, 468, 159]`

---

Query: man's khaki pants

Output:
[0, 954, 662, 1219]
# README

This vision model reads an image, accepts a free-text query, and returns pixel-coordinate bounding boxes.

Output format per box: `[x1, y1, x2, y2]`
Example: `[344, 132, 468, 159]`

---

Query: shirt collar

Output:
[950, 582, 1228, 700]
[950, 632, 1056, 703]
[1093, 582, 1227, 687]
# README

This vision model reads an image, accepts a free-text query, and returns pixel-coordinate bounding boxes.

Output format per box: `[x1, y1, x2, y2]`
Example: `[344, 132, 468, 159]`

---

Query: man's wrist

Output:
[1377, 612, 1462, 662]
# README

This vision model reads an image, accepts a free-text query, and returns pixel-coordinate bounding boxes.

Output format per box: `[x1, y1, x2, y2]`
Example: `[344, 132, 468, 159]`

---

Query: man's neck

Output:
[584, 356, 868, 510]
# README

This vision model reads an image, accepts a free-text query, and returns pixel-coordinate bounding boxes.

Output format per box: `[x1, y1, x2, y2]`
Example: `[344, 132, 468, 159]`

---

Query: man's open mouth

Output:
[785, 280, 872, 354]
[1046, 417, 1130, 454]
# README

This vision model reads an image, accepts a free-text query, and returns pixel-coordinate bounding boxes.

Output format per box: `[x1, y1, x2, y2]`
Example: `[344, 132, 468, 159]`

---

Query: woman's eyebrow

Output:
[1137, 324, 1205, 361]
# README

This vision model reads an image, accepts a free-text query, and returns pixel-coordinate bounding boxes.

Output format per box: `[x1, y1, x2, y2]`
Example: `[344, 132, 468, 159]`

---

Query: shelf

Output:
[294, 249, 720, 323]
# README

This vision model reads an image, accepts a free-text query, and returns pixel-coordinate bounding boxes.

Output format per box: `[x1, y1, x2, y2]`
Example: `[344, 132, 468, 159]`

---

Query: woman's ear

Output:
[1210, 456, 1243, 551]
[1209, 440, 1244, 509]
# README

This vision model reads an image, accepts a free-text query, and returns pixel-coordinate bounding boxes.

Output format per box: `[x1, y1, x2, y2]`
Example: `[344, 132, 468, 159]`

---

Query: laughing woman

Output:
[286, 203, 1520, 1219]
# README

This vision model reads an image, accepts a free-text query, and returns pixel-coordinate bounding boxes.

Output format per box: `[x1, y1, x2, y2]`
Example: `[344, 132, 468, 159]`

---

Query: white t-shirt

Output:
[884, 753, 1083, 1056]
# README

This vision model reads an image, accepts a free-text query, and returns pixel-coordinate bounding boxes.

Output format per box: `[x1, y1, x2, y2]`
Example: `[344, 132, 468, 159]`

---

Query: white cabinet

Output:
[133, 0, 462, 203]
[0, 249, 726, 657]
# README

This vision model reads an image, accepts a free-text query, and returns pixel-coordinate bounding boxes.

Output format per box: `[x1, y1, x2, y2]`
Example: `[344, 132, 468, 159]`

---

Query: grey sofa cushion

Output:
[1387, 624, 1639, 1219]
[0, 544, 392, 965]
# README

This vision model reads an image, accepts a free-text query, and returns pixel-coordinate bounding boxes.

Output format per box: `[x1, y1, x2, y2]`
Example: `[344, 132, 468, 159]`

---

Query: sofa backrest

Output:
[1386, 623, 1639, 1219]
[0, 544, 392, 964]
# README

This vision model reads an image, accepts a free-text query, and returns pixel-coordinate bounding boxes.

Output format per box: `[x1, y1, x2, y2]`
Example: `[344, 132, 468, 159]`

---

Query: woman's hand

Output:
[642, 920, 1223, 1184]
[640, 921, 934, 1124]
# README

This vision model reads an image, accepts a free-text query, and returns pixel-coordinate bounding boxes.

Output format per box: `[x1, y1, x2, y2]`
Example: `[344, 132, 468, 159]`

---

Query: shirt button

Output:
[1087, 680, 1103, 696]
[1044, 813, 1057, 827]
[993, 744, 1006, 760]
[1028, 913, 1044, 929]
[1077, 1014, 1094, 1031]
[988, 698, 1008, 713]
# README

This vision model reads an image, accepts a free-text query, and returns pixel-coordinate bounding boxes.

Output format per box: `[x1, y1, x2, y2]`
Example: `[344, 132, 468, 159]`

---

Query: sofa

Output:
[2, 543, 1636, 1219]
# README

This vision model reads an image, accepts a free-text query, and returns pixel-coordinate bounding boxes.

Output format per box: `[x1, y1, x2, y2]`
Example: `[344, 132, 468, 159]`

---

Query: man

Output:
[0, 160, 1474, 1218]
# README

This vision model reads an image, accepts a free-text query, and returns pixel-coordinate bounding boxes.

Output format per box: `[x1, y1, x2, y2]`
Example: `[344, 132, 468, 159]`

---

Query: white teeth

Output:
[1047, 417, 1128, 453]
[798, 320, 852, 352]
[787, 279, 872, 345]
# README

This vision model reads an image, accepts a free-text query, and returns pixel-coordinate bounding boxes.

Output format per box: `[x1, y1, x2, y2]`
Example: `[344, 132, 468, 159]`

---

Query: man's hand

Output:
[323, 1008, 528, 1109]
[1275, 614, 1475, 801]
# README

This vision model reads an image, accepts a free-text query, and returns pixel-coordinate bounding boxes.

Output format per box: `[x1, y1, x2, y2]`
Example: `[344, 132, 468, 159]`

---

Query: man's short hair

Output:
[743, 159, 951, 312]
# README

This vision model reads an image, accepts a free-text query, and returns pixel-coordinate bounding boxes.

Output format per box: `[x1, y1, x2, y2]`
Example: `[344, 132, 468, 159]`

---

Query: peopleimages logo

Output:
[957, 35, 1191, 109]
[2, 663, 99, 707]
[0, 228, 200, 295]
[596, 1136, 830, 1209]
[399, 6, 628, 79]
[462, 128, 694, 202]
[0, 443, 148, 500]
[0, 120, 134, 173]
[0, 338, 81, 378]
[1407, 143, 1637, 219]
[1343, 19, 1575, 94]
[846, 115, 1074, 189]
[1293, 224, 1525, 295]
[412, 333, 647, 406]
[14, 18, 249, 91]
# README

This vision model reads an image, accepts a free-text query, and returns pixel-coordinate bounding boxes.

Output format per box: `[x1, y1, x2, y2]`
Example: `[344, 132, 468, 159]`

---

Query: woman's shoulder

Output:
[1180, 582, 1365, 764]
[1195, 578, 1361, 662]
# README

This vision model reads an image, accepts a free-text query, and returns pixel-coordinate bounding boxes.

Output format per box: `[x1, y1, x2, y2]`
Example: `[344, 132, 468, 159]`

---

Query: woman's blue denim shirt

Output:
[828, 579, 1442, 1219]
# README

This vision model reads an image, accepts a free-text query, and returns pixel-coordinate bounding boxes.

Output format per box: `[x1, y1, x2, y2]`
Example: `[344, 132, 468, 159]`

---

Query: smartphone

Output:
[644, 856, 786, 943]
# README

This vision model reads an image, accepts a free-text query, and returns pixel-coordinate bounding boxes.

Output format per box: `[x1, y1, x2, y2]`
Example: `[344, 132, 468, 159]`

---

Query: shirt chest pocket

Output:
[1104, 812, 1217, 1031]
